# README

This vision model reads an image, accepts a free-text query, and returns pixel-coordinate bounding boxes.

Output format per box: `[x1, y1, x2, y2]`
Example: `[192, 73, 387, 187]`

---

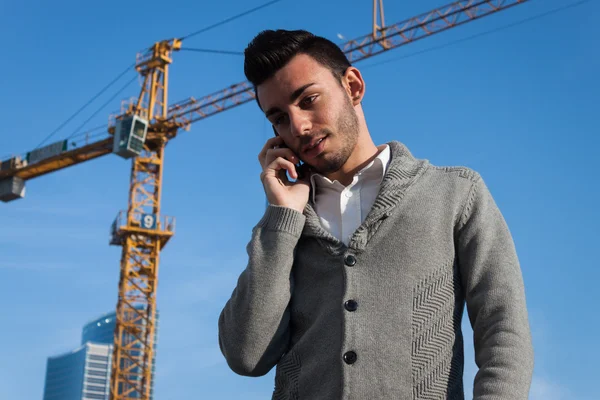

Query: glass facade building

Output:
[81, 310, 121, 346]
[42, 307, 159, 400]
[43, 343, 112, 400]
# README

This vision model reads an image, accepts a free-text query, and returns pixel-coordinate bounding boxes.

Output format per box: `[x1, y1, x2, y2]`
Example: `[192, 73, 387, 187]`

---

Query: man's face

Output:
[257, 54, 360, 175]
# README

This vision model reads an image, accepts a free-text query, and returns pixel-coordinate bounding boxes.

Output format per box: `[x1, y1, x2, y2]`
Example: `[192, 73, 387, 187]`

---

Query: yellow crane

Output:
[0, 1, 530, 398]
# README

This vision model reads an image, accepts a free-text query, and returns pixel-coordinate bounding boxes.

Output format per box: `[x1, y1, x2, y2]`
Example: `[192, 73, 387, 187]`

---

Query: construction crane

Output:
[0, 0, 530, 398]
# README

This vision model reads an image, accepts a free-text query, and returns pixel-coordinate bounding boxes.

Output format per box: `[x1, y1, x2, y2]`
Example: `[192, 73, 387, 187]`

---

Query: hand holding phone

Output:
[272, 127, 311, 180]
[258, 130, 311, 213]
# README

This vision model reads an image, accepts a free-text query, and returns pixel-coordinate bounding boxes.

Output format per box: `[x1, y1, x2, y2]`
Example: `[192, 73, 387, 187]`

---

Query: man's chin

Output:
[308, 160, 344, 176]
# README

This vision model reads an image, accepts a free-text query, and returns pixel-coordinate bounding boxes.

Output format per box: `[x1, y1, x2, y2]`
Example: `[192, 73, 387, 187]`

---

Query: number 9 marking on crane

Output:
[141, 214, 157, 230]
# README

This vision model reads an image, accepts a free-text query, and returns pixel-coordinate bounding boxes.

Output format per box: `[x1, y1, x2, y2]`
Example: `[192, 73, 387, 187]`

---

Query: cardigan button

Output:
[344, 300, 358, 312]
[344, 254, 357, 267]
[343, 351, 357, 364]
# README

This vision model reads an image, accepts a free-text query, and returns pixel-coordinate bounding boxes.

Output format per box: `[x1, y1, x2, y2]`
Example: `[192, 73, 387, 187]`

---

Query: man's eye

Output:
[274, 115, 287, 125]
[301, 95, 317, 107]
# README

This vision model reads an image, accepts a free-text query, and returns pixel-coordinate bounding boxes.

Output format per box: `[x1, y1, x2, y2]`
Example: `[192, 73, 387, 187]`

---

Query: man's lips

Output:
[301, 137, 326, 153]
[302, 136, 326, 158]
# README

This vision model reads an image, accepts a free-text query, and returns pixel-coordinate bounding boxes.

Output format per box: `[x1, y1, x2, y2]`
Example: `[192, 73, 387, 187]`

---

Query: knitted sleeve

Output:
[456, 174, 534, 399]
[218, 205, 305, 377]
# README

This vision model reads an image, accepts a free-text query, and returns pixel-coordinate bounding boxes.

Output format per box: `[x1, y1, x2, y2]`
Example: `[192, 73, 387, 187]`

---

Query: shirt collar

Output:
[310, 144, 390, 201]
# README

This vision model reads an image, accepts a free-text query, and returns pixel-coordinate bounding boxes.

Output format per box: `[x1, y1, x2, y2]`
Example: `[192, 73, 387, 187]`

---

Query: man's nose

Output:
[290, 111, 312, 137]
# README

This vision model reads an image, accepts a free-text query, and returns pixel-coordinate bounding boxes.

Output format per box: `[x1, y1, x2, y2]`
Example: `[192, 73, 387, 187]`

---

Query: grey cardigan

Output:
[218, 141, 534, 399]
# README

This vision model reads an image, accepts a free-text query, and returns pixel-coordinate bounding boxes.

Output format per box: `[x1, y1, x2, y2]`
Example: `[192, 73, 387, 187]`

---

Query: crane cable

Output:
[69, 124, 110, 140]
[180, 48, 243, 56]
[178, 0, 284, 41]
[55, 0, 282, 148]
[26, 0, 283, 156]
[32, 63, 136, 151]
[66, 75, 139, 141]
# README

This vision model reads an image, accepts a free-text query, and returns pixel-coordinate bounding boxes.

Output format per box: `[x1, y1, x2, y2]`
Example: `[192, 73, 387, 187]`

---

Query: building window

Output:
[89, 355, 109, 362]
[87, 370, 107, 376]
[84, 384, 106, 392]
[88, 362, 108, 369]
[83, 392, 106, 399]
[86, 378, 107, 385]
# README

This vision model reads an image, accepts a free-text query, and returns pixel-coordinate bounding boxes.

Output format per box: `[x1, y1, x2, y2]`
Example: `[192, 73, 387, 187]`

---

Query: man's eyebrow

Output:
[290, 82, 316, 103]
[265, 106, 281, 119]
[264, 83, 317, 119]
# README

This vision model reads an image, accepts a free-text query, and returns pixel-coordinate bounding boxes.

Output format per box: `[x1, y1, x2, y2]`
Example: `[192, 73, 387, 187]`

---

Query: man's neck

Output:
[325, 138, 382, 186]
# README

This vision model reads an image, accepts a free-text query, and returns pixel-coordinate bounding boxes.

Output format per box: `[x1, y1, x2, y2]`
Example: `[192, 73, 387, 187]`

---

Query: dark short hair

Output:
[244, 29, 351, 91]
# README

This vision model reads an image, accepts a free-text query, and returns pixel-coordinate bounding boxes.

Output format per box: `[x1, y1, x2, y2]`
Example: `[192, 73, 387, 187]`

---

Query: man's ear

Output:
[343, 66, 365, 106]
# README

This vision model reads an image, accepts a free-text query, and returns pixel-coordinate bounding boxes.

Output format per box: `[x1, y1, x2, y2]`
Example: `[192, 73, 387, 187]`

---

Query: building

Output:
[43, 342, 112, 400]
[81, 310, 118, 345]
[42, 307, 159, 400]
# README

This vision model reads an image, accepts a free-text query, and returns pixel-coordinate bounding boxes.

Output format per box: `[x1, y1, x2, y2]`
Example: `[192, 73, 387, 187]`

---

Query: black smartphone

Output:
[272, 126, 307, 180]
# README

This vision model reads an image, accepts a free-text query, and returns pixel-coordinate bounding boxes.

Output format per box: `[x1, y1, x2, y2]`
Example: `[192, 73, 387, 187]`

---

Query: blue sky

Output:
[0, 0, 598, 399]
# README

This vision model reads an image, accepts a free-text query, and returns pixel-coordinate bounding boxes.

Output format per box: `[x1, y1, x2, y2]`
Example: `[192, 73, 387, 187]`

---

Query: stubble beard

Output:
[311, 96, 360, 175]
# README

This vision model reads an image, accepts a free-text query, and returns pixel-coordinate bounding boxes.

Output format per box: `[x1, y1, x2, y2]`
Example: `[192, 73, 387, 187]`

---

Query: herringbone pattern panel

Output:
[272, 350, 301, 400]
[412, 264, 464, 399]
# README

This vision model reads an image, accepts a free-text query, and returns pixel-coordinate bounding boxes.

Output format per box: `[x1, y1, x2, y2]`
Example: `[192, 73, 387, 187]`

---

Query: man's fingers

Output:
[258, 136, 284, 162]
[265, 147, 300, 167]
[264, 157, 298, 180]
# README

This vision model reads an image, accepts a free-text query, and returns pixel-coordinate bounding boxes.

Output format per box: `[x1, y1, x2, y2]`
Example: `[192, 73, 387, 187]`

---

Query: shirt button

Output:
[344, 300, 358, 312]
[343, 351, 357, 365]
[345, 191, 352, 198]
[344, 254, 357, 267]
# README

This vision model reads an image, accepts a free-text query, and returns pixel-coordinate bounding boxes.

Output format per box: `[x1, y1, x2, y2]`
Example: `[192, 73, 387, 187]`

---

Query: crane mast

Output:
[0, 1, 532, 398]
[108, 39, 180, 400]
[373, 0, 386, 41]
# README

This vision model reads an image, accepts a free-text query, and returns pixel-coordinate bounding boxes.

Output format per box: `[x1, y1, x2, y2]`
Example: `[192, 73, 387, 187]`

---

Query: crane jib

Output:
[27, 140, 68, 164]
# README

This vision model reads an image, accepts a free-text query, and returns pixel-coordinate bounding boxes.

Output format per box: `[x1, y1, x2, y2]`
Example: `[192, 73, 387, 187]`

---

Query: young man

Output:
[218, 29, 534, 399]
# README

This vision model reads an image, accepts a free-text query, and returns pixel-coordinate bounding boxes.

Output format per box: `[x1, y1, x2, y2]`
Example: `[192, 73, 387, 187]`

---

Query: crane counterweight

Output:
[0, 176, 25, 202]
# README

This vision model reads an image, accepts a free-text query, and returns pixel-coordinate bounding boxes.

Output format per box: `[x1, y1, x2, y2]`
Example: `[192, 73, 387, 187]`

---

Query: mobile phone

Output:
[272, 126, 307, 180]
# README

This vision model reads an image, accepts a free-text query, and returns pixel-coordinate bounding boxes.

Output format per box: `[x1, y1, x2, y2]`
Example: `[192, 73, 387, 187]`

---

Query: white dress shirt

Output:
[310, 145, 390, 245]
